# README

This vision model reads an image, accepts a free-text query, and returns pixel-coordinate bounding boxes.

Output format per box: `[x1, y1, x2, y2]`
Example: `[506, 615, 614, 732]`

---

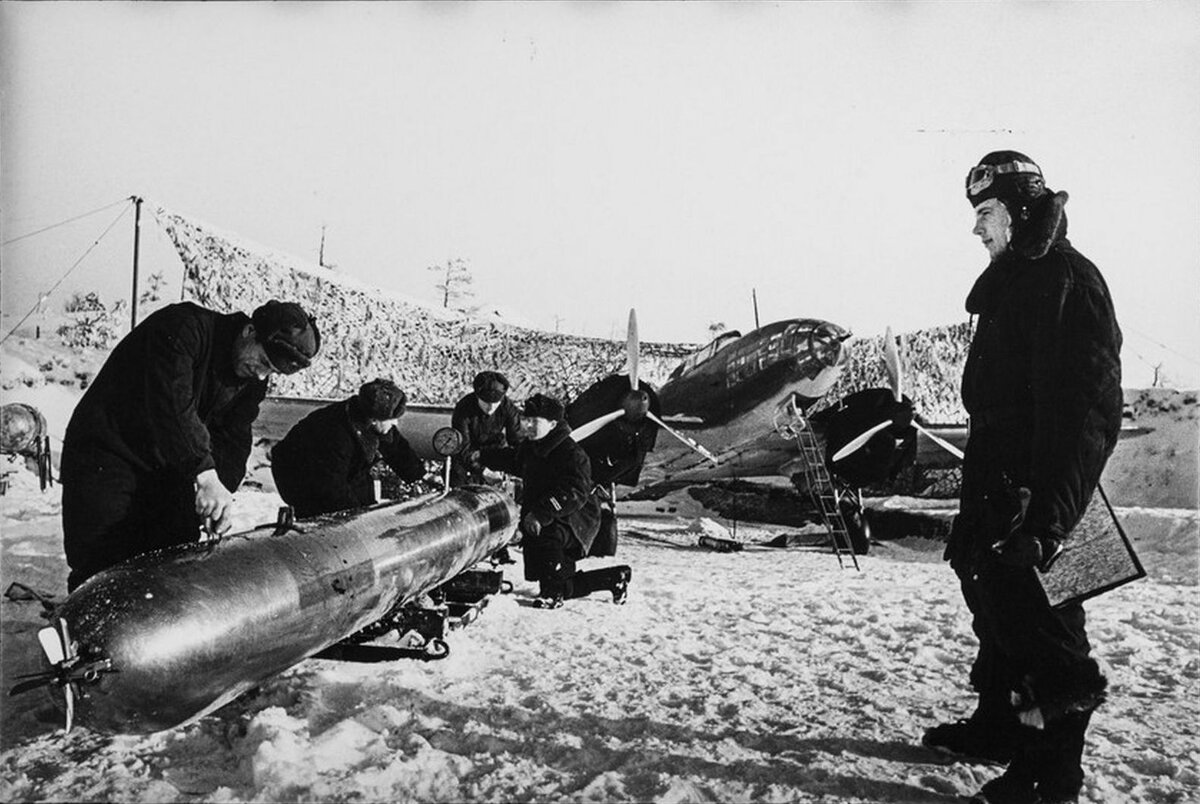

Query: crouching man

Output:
[61, 299, 320, 591]
[270, 378, 426, 518]
[481, 393, 630, 609]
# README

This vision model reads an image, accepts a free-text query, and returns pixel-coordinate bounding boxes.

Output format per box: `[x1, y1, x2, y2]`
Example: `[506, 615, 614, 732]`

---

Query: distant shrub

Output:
[57, 292, 127, 350]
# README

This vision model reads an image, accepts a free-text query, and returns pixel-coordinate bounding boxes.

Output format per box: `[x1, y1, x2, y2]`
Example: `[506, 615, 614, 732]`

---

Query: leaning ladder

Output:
[774, 400, 860, 571]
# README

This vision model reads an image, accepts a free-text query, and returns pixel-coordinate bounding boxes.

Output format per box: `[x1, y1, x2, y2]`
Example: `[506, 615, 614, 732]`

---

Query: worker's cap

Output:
[252, 300, 320, 375]
[522, 393, 564, 422]
[473, 371, 510, 404]
[357, 378, 407, 421]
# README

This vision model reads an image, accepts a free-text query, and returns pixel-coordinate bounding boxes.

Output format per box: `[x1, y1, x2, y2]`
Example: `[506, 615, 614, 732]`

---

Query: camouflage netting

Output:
[819, 323, 973, 425]
[153, 206, 972, 426]
[154, 207, 695, 405]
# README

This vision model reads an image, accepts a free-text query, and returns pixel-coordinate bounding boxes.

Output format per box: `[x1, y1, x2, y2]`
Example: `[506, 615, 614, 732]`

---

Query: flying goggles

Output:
[966, 160, 1042, 198]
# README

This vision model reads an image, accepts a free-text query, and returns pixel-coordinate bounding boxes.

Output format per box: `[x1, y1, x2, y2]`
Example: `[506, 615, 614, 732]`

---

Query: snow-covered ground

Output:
[0, 477, 1197, 803]
[2, 336, 1198, 802]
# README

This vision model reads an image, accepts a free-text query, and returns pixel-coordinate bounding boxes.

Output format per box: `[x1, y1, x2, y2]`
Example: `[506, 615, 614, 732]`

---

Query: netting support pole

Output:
[129, 196, 143, 331]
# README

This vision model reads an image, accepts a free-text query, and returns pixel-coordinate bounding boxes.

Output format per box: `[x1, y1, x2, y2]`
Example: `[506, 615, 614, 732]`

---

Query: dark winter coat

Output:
[451, 393, 523, 453]
[951, 191, 1123, 562]
[62, 302, 266, 491]
[480, 421, 601, 554]
[449, 392, 523, 486]
[270, 398, 426, 517]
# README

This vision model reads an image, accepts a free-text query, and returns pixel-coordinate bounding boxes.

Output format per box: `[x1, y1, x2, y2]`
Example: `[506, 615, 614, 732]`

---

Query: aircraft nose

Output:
[622, 389, 650, 421]
[811, 323, 849, 368]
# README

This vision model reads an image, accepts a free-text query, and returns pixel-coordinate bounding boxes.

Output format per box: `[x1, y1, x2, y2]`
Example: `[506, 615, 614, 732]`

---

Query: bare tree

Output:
[428, 258, 475, 310]
[138, 272, 166, 306]
[318, 225, 337, 271]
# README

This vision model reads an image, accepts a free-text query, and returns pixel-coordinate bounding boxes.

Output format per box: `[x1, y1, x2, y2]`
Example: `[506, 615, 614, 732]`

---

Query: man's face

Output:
[522, 416, 555, 441]
[232, 327, 278, 380]
[477, 397, 502, 416]
[370, 417, 399, 435]
[972, 198, 1012, 261]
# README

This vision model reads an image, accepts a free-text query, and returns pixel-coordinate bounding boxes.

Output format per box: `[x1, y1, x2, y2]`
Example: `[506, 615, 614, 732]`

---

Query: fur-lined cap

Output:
[354, 378, 407, 421]
[252, 300, 321, 375]
[968, 151, 1070, 259]
[522, 393, 564, 422]
[1008, 190, 1068, 259]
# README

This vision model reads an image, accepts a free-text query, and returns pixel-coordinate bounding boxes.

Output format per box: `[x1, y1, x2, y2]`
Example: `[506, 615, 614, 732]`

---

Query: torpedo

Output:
[19, 486, 518, 735]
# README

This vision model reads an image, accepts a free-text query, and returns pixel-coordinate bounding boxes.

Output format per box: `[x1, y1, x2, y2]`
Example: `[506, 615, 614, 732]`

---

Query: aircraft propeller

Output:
[831, 327, 964, 464]
[571, 310, 718, 464]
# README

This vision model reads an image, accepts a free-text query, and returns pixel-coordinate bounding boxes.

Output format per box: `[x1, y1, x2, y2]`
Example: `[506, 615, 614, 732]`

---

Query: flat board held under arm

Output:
[1037, 484, 1145, 608]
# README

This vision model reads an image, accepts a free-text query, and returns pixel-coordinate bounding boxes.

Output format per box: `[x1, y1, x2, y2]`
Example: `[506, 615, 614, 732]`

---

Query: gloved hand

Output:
[520, 513, 543, 538]
[992, 529, 1064, 572]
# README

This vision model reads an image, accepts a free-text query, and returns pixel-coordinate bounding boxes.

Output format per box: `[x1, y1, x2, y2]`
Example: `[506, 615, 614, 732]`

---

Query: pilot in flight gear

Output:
[927, 151, 1121, 804]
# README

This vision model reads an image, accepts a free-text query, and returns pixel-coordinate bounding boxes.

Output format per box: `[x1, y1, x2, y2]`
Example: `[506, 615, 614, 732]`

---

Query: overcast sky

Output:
[2, 2, 1198, 387]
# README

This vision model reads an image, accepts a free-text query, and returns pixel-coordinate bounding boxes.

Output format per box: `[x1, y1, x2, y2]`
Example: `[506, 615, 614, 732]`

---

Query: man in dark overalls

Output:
[61, 300, 320, 591]
[924, 152, 1123, 804]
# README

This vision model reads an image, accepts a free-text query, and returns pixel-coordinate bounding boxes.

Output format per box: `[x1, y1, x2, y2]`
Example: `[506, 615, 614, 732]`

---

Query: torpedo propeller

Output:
[9, 617, 112, 732]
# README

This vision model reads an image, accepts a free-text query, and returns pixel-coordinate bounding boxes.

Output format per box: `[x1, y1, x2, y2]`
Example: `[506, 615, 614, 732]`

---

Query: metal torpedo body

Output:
[24, 486, 517, 735]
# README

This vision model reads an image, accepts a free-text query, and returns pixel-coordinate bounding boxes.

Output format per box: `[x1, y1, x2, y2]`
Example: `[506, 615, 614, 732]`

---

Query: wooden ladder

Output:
[776, 400, 859, 570]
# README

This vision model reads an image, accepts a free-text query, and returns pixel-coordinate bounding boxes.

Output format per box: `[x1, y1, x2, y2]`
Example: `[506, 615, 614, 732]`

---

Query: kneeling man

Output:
[271, 378, 426, 518]
[481, 393, 630, 609]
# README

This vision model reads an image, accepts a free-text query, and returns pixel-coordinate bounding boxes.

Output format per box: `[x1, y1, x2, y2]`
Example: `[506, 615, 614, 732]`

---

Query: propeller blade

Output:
[60, 618, 75, 732]
[570, 409, 625, 442]
[37, 626, 65, 665]
[626, 309, 640, 390]
[645, 411, 719, 464]
[64, 681, 75, 733]
[832, 419, 894, 463]
[9, 674, 56, 697]
[915, 422, 965, 460]
[883, 326, 902, 403]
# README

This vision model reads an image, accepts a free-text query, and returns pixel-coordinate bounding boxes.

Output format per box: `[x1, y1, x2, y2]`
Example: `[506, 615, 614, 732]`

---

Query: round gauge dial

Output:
[432, 426, 465, 457]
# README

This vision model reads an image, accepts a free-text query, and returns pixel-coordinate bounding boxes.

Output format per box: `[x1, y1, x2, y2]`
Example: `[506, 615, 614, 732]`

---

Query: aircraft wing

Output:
[912, 423, 1149, 469]
[257, 397, 1149, 491]
[256, 396, 454, 462]
[914, 425, 967, 468]
[636, 428, 798, 486]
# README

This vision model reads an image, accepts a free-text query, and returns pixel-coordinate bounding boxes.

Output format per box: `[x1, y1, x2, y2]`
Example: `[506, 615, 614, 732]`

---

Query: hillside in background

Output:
[1, 237, 1196, 804]
[3, 319, 1197, 510]
[3, 209, 1196, 508]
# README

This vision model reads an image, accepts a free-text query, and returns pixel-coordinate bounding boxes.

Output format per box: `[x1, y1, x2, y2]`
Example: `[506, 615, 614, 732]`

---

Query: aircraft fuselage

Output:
[658, 319, 849, 427]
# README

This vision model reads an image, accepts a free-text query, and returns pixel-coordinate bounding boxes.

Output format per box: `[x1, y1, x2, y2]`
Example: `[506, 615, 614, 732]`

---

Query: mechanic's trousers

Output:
[61, 448, 201, 592]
